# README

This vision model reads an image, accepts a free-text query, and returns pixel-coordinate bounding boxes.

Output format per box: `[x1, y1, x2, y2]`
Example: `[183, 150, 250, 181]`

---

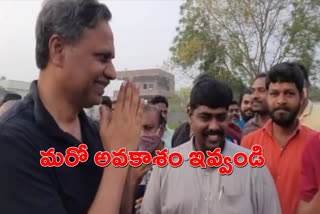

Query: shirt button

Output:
[205, 172, 209, 176]
[204, 197, 207, 201]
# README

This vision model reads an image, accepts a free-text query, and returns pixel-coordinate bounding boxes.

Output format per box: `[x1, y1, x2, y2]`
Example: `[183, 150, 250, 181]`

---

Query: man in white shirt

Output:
[141, 75, 281, 214]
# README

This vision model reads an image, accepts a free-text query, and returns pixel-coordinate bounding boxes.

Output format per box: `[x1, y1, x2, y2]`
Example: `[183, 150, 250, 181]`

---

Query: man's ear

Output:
[187, 108, 193, 124]
[303, 87, 308, 100]
[301, 91, 307, 105]
[48, 34, 65, 68]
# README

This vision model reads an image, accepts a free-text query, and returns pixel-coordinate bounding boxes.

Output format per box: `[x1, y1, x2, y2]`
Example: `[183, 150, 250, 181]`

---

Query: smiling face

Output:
[189, 105, 227, 154]
[240, 94, 254, 122]
[251, 77, 268, 115]
[56, 20, 116, 108]
[228, 104, 240, 122]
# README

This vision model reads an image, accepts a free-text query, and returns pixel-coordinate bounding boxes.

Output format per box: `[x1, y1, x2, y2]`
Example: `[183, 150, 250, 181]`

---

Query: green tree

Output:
[309, 86, 320, 102]
[169, 87, 191, 112]
[167, 87, 191, 129]
[171, 0, 320, 83]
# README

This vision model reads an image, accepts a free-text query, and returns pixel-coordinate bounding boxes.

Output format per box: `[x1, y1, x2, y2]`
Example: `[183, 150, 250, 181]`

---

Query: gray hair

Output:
[35, 0, 112, 69]
[144, 104, 165, 126]
[144, 104, 161, 114]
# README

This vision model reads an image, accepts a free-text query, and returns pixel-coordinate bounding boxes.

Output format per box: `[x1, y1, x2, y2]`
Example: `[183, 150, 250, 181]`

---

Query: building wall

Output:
[114, 69, 175, 100]
[0, 80, 31, 97]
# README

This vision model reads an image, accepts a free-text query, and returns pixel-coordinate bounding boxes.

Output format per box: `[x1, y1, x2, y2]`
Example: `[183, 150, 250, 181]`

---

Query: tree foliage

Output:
[310, 86, 320, 102]
[169, 87, 191, 112]
[171, 0, 320, 83]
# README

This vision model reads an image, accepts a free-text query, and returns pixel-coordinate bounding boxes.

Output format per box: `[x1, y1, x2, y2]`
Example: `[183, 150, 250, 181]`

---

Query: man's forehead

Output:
[194, 105, 226, 114]
[229, 105, 239, 109]
[77, 21, 114, 50]
[252, 77, 266, 88]
[155, 103, 167, 109]
[142, 110, 158, 121]
[268, 82, 298, 91]
[243, 94, 252, 100]
[83, 20, 113, 37]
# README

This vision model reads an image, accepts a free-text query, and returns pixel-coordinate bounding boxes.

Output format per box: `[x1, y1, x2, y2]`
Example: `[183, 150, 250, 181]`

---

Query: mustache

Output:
[273, 106, 290, 112]
[252, 98, 262, 103]
[95, 79, 110, 86]
[203, 129, 224, 137]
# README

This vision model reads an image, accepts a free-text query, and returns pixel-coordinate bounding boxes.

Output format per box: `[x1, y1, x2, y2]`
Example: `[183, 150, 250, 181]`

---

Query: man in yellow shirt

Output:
[300, 100, 320, 131]
[295, 62, 320, 131]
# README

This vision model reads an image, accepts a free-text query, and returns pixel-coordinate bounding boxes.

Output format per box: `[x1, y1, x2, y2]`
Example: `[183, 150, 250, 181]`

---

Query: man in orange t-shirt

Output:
[242, 62, 316, 214]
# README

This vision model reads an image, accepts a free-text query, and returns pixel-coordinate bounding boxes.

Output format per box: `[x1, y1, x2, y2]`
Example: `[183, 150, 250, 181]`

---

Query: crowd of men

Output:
[0, 0, 320, 214]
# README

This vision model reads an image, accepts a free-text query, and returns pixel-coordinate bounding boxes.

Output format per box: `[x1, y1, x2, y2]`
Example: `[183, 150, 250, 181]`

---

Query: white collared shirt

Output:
[141, 138, 281, 214]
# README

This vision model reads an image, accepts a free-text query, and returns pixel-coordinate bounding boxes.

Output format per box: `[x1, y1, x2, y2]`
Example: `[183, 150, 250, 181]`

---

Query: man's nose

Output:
[104, 62, 116, 80]
[276, 94, 287, 105]
[208, 119, 219, 130]
[252, 93, 260, 101]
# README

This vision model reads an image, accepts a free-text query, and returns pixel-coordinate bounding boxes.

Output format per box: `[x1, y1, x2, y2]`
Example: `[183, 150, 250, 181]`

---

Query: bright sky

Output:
[0, 0, 191, 96]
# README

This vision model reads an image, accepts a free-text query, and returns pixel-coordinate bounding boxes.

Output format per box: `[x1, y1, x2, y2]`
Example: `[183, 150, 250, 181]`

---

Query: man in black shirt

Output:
[0, 92, 22, 107]
[0, 0, 143, 214]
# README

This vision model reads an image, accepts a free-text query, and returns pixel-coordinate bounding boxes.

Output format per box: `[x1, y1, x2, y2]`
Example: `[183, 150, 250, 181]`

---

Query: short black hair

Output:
[228, 100, 239, 107]
[101, 96, 112, 109]
[193, 73, 212, 85]
[190, 75, 233, 110]
[292, 62, 309, 83]
[239, 88, 252, 105]
[36, 0, 112, 69]
[0, 93, 22, 106]
[149, 95, 168, 108]
[266, 62, 304, 93]
[255, 73, 267, 81]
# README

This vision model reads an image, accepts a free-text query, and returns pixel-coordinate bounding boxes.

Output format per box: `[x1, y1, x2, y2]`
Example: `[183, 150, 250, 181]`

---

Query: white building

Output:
[0, 79, 31, 97]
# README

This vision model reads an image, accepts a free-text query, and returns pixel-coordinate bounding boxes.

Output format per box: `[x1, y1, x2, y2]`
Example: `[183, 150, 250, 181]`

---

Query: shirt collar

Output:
[26, 80, 91, 144]
[248, 115, 260, 128]
[180, 137, 230, 160]
[262, 119, 302, 138]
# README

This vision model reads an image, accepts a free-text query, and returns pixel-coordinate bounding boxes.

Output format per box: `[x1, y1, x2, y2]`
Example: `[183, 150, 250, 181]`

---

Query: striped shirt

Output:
[242, 116, 261, 137]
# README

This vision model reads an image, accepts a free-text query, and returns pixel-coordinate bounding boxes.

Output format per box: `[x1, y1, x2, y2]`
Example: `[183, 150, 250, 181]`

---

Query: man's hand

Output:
[296, 191, 320, 214]
[89, 82, 144, 214]
[118, 165, 151, 214]
[135, 197, 143, 214]
[130, 164, 153, 185]
[99, 81, 144, 152]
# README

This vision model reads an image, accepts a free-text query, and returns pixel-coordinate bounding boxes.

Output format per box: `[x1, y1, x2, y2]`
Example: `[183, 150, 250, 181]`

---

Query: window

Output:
[143, 84, 147, 89]
[149, 84, 154, 89]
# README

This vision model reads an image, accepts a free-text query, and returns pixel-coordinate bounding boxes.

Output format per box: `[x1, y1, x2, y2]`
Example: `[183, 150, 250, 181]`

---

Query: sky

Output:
[0, 0, 191, 96]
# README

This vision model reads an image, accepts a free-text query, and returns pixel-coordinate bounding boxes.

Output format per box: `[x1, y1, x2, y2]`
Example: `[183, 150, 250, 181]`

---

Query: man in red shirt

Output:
[296, 132, 320, 214]
[242, 62, 316, 214]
